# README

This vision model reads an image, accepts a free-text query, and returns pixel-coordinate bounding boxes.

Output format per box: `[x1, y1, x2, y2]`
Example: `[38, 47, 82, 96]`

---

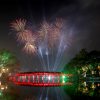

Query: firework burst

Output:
[52, 18, 63, 40]
[10, 19, 35, 43]
[16, 30, 34, 43]
[11, 18, 73, 70]
[11, 19, 26, 32]
[48, 18, 63, 48]
[38, 21, 51, 42]
[11, 19, 37, 54]
[22, 42, 37, 54]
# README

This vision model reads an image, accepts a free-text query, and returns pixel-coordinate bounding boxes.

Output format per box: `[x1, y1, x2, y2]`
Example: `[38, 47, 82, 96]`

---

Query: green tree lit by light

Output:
[63, 49, 100, 97]
[0, 49, 19, 68]
[0, 91, 3, 96]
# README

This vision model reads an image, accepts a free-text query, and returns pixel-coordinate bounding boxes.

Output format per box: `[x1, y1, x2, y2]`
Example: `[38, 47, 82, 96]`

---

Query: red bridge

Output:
[9, 72, 73, 86]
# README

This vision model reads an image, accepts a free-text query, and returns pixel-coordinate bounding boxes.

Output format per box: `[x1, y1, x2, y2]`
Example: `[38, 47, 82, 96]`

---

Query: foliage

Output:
[0, 49, 19, 68]
[63, 49, 100, 97]
[65, 49, 100, 69]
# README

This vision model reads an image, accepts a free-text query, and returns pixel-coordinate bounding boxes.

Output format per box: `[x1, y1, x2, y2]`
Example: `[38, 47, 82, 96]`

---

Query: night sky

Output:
[0, 0, 100, 99]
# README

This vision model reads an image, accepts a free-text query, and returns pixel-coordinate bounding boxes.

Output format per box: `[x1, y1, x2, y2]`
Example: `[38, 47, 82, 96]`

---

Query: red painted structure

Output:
[8, 72, 73, 86]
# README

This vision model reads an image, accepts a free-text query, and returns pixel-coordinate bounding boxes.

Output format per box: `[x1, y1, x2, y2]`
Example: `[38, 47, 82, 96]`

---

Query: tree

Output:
[64, 49, 88, 71]
[63, 49, 100, 97]
[0, 49, 20, 99]
[0, 49, 20, 71]
[0, 49, 20, 84]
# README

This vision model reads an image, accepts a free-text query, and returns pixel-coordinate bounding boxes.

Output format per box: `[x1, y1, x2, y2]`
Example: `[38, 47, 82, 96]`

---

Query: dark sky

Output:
[0, 0, 100, 71]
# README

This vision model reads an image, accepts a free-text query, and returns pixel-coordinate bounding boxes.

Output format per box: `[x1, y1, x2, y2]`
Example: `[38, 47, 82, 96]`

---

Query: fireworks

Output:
[48, 18, 63, 47]
[11, 19, 67, 51]
[10, 18, 68, 54]
[11, 18, 64, 51]
[51, 18, 63, 41]
[11, 19, 37, 54]
[11, 19, 35, 43]
[11, 18, 72, 69]
[23, 42, 37, 54]
[38, 21, 51, 42]
[55, 18, 63, 29]
[17, 30, 34, 43]
[11, 19, 26, 32]
[37, 19, 64, 48]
